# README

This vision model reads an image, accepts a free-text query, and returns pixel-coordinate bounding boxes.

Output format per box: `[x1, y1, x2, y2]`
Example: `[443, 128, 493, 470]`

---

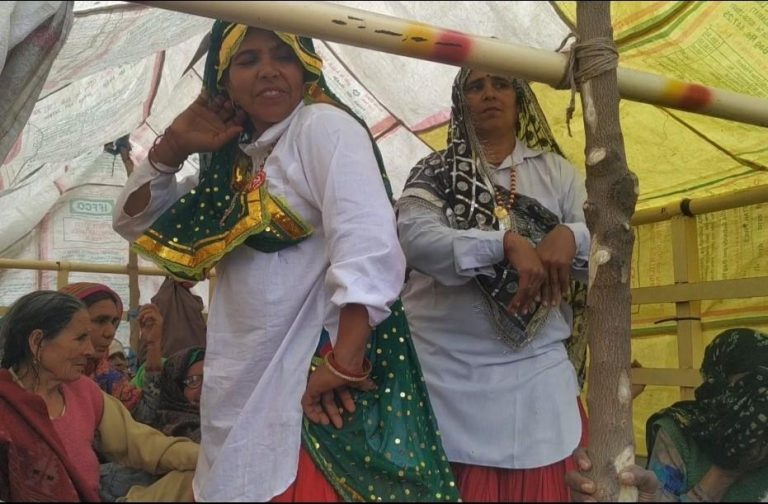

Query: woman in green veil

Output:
[113, 21, 458, 502]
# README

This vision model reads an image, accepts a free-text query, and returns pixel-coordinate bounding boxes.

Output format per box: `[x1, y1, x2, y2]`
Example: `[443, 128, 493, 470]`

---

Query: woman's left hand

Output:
[301, 364, 375, 429]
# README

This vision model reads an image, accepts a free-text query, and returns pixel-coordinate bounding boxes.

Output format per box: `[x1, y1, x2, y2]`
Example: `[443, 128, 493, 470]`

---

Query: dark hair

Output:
[512, 80, 525, 108]
[0, 291, 87, 369]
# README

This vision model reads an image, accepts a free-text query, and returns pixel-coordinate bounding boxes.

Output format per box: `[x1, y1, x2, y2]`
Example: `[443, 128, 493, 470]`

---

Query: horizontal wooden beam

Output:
[632, 185, 768, 226]
[631, 367, 702, 387]
[0, 258, 166, 276]
[632, 277, 768, 305]
[631, 315, 768, 337]
[0, 304, 133, 319]
[0, 258, 216, 279]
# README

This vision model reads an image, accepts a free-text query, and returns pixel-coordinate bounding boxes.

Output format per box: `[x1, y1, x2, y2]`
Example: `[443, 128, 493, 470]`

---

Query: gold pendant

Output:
[494, 206, 509, 220]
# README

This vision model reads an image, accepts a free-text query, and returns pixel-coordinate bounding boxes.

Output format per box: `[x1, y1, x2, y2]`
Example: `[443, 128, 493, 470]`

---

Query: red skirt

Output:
[450, 397, 589, 502]
[271, 445, 341, 502]
[273, 399, 588, 502]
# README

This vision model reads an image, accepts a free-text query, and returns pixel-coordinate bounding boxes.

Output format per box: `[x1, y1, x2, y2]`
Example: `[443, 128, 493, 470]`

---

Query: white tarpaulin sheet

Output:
[1, 0, 767, 456]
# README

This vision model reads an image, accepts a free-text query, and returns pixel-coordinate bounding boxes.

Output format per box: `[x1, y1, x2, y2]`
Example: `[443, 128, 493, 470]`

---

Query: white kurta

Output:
[113, 103, 406, 501]
[398, 142, 589, 469]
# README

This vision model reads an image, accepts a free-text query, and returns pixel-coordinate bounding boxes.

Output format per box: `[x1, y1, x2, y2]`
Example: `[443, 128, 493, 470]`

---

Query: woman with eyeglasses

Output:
[149, 347, 206, 442]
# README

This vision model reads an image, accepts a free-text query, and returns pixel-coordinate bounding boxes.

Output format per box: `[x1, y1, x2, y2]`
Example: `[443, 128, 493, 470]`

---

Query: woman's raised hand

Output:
[138, 303, 165, 372]
[152, 91, 248, 167]
[137, 303, 164, 347]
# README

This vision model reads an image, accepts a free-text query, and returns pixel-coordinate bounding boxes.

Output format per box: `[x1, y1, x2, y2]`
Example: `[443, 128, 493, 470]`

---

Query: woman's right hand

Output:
[137, 304, 164, 347]
[138, 304, 164, 372]
[152, 91, 248, 167]
[301, 363, 376, 429]
[503, 230, 545, 315]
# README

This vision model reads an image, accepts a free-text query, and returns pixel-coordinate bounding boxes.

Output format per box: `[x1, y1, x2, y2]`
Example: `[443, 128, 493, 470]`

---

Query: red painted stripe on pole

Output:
[679, 83, 713, 110]
[664, 80, 713, 111]
[432, 30, 473, 64]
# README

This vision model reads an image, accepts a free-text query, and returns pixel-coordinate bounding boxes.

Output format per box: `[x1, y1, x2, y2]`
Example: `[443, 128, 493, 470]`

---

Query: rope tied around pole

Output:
[555, 33, 619, 136]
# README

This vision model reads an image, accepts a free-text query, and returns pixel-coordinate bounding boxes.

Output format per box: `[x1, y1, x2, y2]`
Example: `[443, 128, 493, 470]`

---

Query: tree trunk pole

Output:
[576, 2, 639, 501]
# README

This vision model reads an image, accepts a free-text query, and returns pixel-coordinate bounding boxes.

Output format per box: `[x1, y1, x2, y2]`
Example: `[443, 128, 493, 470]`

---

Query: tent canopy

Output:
[1, 0, 767, 456]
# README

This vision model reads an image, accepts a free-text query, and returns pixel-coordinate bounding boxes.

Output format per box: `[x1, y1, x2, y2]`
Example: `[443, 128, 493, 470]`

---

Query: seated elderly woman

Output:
[567, 327, 768, 502]
[0, 291, 198, 502]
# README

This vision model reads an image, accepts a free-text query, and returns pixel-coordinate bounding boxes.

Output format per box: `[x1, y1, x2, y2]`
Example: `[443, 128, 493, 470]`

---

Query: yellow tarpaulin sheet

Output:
[2, 0, 765, 462]
[417, 1, 768, 456]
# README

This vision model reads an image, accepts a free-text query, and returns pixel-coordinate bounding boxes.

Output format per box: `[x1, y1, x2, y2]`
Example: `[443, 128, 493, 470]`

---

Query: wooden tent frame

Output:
[1, 5, 765, 494]
[0, 259, 217, 350]
[2, 185, 766, 398]
[629, 185, 768, 400]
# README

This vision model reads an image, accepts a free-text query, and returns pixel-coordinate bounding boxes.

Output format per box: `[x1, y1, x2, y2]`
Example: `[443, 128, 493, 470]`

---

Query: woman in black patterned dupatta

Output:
[397, 68, 590, 501]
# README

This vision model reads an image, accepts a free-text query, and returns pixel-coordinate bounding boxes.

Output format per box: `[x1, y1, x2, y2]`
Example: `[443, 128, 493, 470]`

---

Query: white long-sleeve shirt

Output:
[398, 141, 589, 469]
[113, 102, 406, 501]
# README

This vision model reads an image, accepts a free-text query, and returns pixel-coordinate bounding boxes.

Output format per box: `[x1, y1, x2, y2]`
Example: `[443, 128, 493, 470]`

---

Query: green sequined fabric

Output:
[131, 147, 313, 281]
[303, 301, 461, 502]
[131, 23, 393, 282]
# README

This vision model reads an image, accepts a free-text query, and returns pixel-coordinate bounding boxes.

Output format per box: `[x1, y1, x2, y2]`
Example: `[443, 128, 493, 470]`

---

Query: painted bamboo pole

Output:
[632, 184, 768, 226]
[132, 0, 768, 127]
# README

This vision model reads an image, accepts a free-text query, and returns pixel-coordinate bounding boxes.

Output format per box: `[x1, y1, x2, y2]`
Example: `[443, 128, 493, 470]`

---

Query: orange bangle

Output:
[324, 351, 372, 382]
